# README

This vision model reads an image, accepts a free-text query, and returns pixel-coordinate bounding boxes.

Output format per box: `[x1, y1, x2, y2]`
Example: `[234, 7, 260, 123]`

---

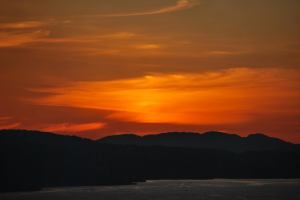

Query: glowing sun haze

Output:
[0, 0, 300, 142]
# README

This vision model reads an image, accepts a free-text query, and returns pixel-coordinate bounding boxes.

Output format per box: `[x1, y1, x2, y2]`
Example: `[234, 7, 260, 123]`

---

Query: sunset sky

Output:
[0, 0, 300, 142]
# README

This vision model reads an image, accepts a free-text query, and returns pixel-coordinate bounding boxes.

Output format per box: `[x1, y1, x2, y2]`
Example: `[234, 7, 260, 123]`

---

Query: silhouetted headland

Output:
[1, 130, 300, 193]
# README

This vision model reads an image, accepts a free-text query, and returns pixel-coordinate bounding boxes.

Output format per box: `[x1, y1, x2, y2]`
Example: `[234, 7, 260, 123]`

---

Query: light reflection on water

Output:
[1, 179, 300, 200]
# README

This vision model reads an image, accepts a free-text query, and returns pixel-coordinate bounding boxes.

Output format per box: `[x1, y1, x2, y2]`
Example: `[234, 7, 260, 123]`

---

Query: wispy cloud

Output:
[0, 21, 45, 29]
[101, 0, 199, 18]
[99, 32, 138, 39]
[0, 116, 21, 130]
[0, 30, 49, 47]
[0, 116, 12, 121]
[42, 122, 106, 133]
[0, 122, 21, 130]
[134, 44, 162, 50]
[0, 29, 142, 48]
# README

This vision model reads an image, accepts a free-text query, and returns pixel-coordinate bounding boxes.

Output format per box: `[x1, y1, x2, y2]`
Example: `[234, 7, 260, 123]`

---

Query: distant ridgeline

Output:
[1, 130, 300, 193]
[99, 131, 299, 153]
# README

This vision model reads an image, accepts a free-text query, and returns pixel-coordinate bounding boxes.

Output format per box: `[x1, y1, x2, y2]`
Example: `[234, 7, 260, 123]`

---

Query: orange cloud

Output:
[42, 122, 106, 133]
[100, 0, 199, 17]
[0, 29, 145, 48]
[0, 123, 21, 130]
[0, 117, 20, 129]
[134, 44, 162, 50]
[100, 32, 138, 39]
[0, 21, 45, 29]
[0, 30, 49, 47]
[0, 116, 12, 121]
[29, 68, 300, 126]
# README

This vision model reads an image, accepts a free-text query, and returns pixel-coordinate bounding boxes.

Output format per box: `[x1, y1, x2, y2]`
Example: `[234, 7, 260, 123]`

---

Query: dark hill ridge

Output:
[99, 131, 295, 152]
[1, 129, 300, 193]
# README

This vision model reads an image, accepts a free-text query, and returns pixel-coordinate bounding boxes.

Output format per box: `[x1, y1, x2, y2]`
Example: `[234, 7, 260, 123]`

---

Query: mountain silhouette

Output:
[99, 131, 295, 152]
[1, 129, 300, 193]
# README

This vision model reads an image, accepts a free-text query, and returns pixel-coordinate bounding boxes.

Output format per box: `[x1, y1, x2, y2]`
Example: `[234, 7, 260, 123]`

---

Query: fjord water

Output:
[1, 179, 300, 200]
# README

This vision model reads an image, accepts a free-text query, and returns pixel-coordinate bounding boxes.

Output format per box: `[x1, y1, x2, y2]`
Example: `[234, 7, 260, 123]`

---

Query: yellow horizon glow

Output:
[29, 67, 300, 126]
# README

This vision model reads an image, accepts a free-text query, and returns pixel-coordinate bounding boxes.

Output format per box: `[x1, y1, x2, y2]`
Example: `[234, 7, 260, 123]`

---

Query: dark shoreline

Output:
[4, 178, 300, 194]
[2, 180, 300, 200]
[1, 130, 300, 193]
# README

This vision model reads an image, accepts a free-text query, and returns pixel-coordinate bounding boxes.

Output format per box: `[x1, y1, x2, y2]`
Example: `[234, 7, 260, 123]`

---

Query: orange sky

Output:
[0, 0, 300, 142]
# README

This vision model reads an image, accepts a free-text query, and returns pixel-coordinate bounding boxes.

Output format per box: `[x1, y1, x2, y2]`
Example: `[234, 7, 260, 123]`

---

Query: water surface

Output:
[1, 179, 300, 200]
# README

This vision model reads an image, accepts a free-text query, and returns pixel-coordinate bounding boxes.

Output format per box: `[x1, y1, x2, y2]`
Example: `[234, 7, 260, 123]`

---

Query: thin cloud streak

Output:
[100, 0, 199, 18]
[0, 116, 12, 121]
[0, 30, 49, 47]
[0, 116, 20, 130]
[42, 122, 106, 133]
[0, 122, 21, 130]
[0, 30, 140, 48]
[0, 21, 45, 29]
